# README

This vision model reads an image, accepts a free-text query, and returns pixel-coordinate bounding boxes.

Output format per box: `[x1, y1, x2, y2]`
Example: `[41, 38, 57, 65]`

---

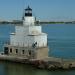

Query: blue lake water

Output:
[42, 24, 75, 59]
[0, 24, 75, 75]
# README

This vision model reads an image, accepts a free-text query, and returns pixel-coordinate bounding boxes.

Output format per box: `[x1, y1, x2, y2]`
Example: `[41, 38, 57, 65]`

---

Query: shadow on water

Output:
[0, 61, 50, 75]
[0, 61, 75, 75]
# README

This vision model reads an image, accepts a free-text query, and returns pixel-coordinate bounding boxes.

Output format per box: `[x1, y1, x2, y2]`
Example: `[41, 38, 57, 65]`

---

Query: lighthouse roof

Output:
[25, 6, 32, 10]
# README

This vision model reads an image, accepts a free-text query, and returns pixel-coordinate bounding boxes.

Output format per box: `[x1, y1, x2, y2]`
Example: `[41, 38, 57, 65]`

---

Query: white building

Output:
[4, 6, 48, 60]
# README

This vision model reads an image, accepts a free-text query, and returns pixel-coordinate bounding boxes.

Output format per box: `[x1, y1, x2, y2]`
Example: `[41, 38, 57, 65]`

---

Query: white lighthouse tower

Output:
[4, 6, 49, 60]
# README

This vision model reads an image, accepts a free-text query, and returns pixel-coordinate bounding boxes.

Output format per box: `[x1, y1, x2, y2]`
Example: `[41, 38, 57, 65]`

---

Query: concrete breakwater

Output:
[0, 54, 75, 70]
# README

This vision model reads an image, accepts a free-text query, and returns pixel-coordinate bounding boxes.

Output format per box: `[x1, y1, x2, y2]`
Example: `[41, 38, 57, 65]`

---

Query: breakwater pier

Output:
[0, 54, 75, 70]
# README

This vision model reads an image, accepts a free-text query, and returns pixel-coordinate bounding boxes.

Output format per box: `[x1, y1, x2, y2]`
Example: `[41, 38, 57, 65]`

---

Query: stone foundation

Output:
[4, 45, 49, 60]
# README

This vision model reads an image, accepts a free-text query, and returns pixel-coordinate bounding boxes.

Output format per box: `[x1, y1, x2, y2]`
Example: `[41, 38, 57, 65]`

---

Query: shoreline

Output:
[0, 21, 75, 25]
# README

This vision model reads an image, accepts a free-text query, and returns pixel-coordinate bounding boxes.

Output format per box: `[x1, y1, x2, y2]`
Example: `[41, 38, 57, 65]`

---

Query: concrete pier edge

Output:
[0, 54, 75, 70]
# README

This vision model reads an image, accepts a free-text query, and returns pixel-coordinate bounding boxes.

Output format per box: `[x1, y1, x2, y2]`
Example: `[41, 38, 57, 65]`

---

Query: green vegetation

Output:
[36, 21, 75, 24]
[0, 20, 75, 24]
[0, 21, 23, 24]
[39, 21, 64, 24]
[36, 21, 64, 24]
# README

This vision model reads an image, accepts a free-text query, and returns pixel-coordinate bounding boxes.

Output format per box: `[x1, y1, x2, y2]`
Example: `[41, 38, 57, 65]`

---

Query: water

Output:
[42, 24, 75, 59]
[0, 24, 75, 75]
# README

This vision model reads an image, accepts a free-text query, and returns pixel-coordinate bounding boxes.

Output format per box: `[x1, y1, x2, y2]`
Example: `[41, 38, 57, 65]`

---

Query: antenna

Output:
[22, 0, 25, 20]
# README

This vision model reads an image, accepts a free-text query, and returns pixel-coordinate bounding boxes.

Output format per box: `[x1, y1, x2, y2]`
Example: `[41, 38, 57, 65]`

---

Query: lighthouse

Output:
[4, 6, 49, 60]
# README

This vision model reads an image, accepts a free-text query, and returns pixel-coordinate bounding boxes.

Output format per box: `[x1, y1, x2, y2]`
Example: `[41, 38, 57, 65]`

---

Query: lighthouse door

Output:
[4, 47, 8, 54]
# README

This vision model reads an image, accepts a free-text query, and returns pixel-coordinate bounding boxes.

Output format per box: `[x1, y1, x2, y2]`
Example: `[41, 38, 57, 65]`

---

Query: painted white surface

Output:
[15, 26, 29, 35]
[15, 25, 41, 35]
[10, 33, 47, 47]
[10, 14, 47, 48]
[23, 17, 35, 26]
[34, 34, 47, 47]
[29, 26, 42, 34]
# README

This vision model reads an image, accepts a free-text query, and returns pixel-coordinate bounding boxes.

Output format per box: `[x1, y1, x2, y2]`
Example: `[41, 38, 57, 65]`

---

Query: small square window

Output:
[22, 50, 24, 54]
[29, 50, 31, 55]
[16, 49, 18, 53]
[10, 48, 12, 53]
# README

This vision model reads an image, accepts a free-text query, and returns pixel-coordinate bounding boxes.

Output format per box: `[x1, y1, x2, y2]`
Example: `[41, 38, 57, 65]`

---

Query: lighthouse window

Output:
[10, 48, 12, 53]
[29, 50, 31, 55]
[22, 50, 24, 54]
[16, 49, 18, 53]
[4, 47, 8, 54]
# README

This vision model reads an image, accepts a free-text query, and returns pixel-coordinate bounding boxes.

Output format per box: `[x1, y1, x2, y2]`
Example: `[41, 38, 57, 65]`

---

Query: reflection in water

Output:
[0, 61, 75, 75]
[0, 62, 49, 75]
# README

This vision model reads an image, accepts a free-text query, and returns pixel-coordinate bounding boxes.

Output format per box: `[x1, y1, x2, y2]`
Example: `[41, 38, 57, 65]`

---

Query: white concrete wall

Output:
[10, 34, 24, 46]
[34, 34, 47, 47]
[25, 34, 47, 47]
[29, 26, 42, 34]
[15, 25, 42, 36]
[23, 17, 35, 26]
[23, 36, 35, 47]
[10, 16, 47, 48]
[10, 33, 47, 47]
[15, 26, 28, 35]
[23, 34, 47, 47]
[10, 35, 17, 46]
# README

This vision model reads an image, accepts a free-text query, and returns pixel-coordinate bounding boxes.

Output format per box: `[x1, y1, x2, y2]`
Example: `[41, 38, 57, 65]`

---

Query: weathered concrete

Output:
[0, 53, 75, 70]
